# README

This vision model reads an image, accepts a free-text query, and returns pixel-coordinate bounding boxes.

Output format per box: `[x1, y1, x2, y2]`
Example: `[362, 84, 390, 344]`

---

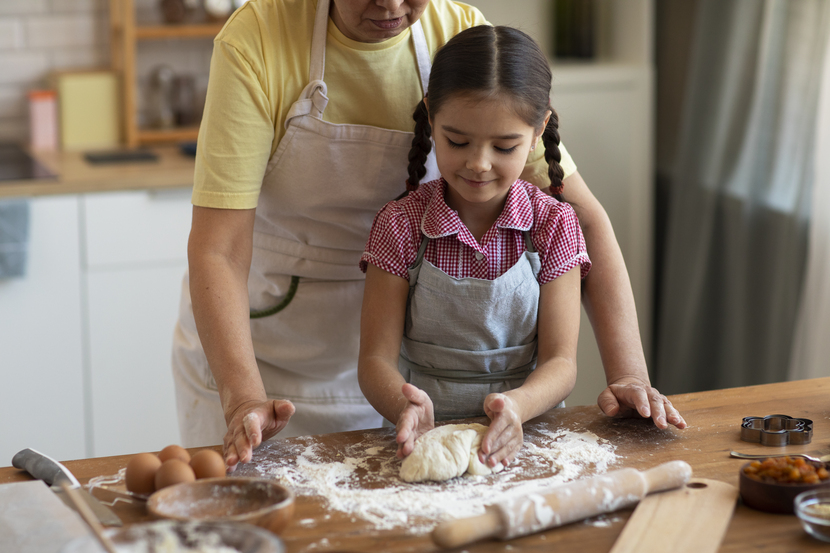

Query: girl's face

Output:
[430, 94, 547, 213]
[330, 0, 429, 43]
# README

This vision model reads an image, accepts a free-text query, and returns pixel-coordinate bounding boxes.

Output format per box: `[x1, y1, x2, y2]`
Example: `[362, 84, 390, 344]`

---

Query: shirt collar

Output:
[420, 179, 534, 238]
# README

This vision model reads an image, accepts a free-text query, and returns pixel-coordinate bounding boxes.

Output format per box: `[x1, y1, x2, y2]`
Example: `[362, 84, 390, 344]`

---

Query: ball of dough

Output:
[400, 423, 505, 483]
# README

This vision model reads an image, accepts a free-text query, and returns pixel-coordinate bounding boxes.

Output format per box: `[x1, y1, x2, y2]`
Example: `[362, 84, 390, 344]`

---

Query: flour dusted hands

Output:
[223, 399, 295, 471]
[481, 393, 523, 468]
[597, 376, 687, 430]
[396, 383, 435, 459]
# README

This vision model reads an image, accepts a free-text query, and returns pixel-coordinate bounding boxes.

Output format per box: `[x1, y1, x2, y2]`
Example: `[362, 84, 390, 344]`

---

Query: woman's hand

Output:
[481, 393, 524, 468]
[223, 399, 296, 470]
[597, 377, 687, 429]
[395, 383, 434, 459]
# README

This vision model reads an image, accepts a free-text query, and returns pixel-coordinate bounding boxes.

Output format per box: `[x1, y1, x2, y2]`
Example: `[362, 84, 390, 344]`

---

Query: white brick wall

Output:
[0, 0, 212, 143]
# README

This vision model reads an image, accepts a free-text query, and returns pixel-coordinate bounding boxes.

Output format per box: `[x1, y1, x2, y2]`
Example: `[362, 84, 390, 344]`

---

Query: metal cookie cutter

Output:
[740, 414, 813, 446]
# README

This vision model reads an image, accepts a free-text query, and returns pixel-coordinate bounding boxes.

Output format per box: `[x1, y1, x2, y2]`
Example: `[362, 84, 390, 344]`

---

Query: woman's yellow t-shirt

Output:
[193, 0, 576, 209]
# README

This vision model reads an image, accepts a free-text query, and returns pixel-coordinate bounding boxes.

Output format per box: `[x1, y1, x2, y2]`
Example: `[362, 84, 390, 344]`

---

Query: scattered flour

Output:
[235, 422, 618, 534]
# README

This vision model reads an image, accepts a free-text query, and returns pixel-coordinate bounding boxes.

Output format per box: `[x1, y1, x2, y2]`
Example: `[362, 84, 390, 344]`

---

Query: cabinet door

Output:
[83, 190, 192, 457]
[87, 263, 187, 457]
[0, 196, 86, 463]
[552, 66, 654, 406]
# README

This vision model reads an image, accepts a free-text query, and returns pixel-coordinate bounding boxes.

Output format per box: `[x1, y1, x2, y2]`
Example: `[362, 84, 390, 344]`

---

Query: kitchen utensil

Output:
[739, 460, 830, 514]
[11, 448, 122, 527]
[740, 414, 813, 446]
[58, 482, 118, 553]
[431, 460, 692, 548]
[609, 478, 737, 553]
[59, 520, 286, 553]
[147, 477, 295, 535]
[730, 450, 830, 463]
[795, 489, 830, 542]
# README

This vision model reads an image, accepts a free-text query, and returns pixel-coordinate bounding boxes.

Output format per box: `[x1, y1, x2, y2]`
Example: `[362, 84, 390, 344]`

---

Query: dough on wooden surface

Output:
[399, 423, 505, 483]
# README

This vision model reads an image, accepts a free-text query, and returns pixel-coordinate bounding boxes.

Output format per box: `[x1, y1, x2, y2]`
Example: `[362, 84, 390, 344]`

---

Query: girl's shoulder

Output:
[374, 179, 442, 227]
[516, 180, 576, 220]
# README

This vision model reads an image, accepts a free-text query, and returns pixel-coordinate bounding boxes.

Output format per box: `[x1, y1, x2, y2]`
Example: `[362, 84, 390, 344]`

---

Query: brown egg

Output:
[158, 444, 191, 464]
[155, 459, 196, 490]
[125, 452, 162, 495]
[189, 449, 227, 479]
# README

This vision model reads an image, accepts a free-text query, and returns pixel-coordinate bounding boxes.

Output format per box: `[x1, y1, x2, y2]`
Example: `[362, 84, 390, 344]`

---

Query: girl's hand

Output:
[395, 383, 434, 458]
[223, 399, 296, 471]
[481, 393, 523, 468]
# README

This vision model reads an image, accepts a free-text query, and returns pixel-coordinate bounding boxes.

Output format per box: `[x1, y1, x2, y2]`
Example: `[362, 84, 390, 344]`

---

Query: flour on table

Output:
[400, 423, 503, 482]
[237, 422, 618, 534]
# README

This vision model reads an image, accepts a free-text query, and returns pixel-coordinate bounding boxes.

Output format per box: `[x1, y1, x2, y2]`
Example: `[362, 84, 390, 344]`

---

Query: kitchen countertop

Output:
[0, 145, 195, 199]
[2, 377, 830, 552]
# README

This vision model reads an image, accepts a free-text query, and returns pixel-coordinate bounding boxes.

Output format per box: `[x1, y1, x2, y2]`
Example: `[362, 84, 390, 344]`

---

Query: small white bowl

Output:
[795, 489, 830, 542]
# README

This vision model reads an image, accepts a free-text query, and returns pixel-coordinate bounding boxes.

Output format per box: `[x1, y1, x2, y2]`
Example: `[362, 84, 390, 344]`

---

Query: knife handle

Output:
[12, 448, 80, 488]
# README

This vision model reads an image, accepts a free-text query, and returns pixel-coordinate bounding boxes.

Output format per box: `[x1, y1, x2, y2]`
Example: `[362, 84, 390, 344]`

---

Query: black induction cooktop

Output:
[0, 143, 56, 181]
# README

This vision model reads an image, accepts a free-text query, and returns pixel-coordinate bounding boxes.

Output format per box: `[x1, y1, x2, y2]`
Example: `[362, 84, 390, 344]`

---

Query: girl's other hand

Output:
[223, 399, 296, 471]
[395, 383, 434, 458]
[481, 393, 523, 468]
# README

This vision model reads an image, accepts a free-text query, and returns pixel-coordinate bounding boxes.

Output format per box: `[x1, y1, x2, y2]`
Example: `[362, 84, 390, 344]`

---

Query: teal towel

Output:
[0, 200, 30, 278]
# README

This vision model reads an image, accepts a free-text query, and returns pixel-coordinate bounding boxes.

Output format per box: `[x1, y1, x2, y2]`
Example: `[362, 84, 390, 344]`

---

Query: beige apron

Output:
[172, 0, 439, 445]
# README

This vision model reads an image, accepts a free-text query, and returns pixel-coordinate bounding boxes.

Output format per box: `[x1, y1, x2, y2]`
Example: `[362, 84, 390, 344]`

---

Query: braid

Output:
[406, 98, 432, 193]
[542, 106, 565, 199]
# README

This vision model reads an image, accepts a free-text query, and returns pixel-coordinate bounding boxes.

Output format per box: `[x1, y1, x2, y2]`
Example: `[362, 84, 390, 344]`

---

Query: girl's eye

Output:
[496, 145, 518, 154]
[447, 139, 467, 148]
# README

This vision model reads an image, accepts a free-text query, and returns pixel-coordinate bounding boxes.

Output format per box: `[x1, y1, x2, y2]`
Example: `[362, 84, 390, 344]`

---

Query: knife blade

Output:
[12, 448, 122, 527]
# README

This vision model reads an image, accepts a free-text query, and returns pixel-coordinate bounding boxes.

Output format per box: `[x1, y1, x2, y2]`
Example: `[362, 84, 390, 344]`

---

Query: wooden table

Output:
[3, 377, 830, 552]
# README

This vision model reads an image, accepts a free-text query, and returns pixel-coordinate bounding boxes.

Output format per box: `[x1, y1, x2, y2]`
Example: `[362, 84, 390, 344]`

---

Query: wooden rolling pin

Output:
[432, 460, 692, 548]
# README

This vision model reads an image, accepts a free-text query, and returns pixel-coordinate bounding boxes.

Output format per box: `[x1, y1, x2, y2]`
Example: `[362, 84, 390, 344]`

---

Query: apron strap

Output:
[399, 354, 536, 384]
[288, 0, 430, 125]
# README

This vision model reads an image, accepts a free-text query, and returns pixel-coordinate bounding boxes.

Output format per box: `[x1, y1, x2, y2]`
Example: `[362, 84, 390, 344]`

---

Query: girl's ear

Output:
[537, 109, 552, 141]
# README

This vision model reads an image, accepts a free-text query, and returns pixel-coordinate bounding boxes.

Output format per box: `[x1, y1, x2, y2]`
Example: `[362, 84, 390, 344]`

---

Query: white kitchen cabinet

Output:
[82, 190, 192, 457]
[0, 196, 86, 464]
[0, 189, 192, 462]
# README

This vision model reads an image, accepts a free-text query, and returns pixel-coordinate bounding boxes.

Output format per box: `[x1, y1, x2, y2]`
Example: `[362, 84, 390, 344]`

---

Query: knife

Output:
[12, 448, 122, 527]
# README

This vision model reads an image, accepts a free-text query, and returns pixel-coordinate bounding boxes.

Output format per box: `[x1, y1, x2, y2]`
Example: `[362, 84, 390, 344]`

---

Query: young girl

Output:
[358, 25, 591, 471]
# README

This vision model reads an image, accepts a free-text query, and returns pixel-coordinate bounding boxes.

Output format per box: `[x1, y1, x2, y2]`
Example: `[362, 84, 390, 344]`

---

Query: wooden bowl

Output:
[739, 461, 830, 514]
[147, 477, 295, 535]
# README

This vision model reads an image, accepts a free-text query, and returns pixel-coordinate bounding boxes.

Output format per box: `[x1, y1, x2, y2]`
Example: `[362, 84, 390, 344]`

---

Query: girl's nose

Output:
[467, 149, 491, 174]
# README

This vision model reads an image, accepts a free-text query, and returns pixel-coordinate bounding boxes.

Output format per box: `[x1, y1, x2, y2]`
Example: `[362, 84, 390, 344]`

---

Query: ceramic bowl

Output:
[147, 477, 295, 535]
[60, 520, 284, 553]
[739, 460, 830, 514]
[795, 489, 830, 542]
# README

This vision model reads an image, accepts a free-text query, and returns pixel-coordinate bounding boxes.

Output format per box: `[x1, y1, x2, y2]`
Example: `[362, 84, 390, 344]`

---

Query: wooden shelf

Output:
[135, 23, 224, 40]
[138, 126, 200, 144]
[110, 0, 219, 147]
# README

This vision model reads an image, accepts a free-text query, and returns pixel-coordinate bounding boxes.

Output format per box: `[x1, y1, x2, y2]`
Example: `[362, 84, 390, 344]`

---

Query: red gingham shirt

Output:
[359, 179, 591, 284]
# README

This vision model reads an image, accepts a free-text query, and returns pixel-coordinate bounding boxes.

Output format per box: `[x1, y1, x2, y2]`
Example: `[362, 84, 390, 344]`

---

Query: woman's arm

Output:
[560, 171, 686, 429]
[188, 205, 295, 469]
[358, 264, 434, 457]
[481, 266, 581, 467]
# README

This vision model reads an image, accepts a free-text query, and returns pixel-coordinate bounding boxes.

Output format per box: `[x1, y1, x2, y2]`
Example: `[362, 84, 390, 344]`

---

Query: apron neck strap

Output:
[310, 0, 431, 95]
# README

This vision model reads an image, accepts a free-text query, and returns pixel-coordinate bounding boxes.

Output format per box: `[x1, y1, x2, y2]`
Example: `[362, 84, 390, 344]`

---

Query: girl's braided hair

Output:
[406, 25, 564, 197]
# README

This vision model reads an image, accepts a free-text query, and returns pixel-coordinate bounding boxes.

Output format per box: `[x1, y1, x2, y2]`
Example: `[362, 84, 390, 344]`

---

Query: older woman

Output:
[172, 0, 686, 470]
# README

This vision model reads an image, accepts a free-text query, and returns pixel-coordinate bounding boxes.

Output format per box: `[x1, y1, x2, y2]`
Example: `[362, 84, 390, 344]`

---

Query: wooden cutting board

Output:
[609, 478, 738, 553]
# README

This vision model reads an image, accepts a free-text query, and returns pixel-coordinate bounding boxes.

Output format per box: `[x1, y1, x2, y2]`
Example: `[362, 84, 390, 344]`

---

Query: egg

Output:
[155, 459, 196, 490]
[189, 449, 227, 479]
[158, 444, 191, 464]
[125, 452, 162, 495]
